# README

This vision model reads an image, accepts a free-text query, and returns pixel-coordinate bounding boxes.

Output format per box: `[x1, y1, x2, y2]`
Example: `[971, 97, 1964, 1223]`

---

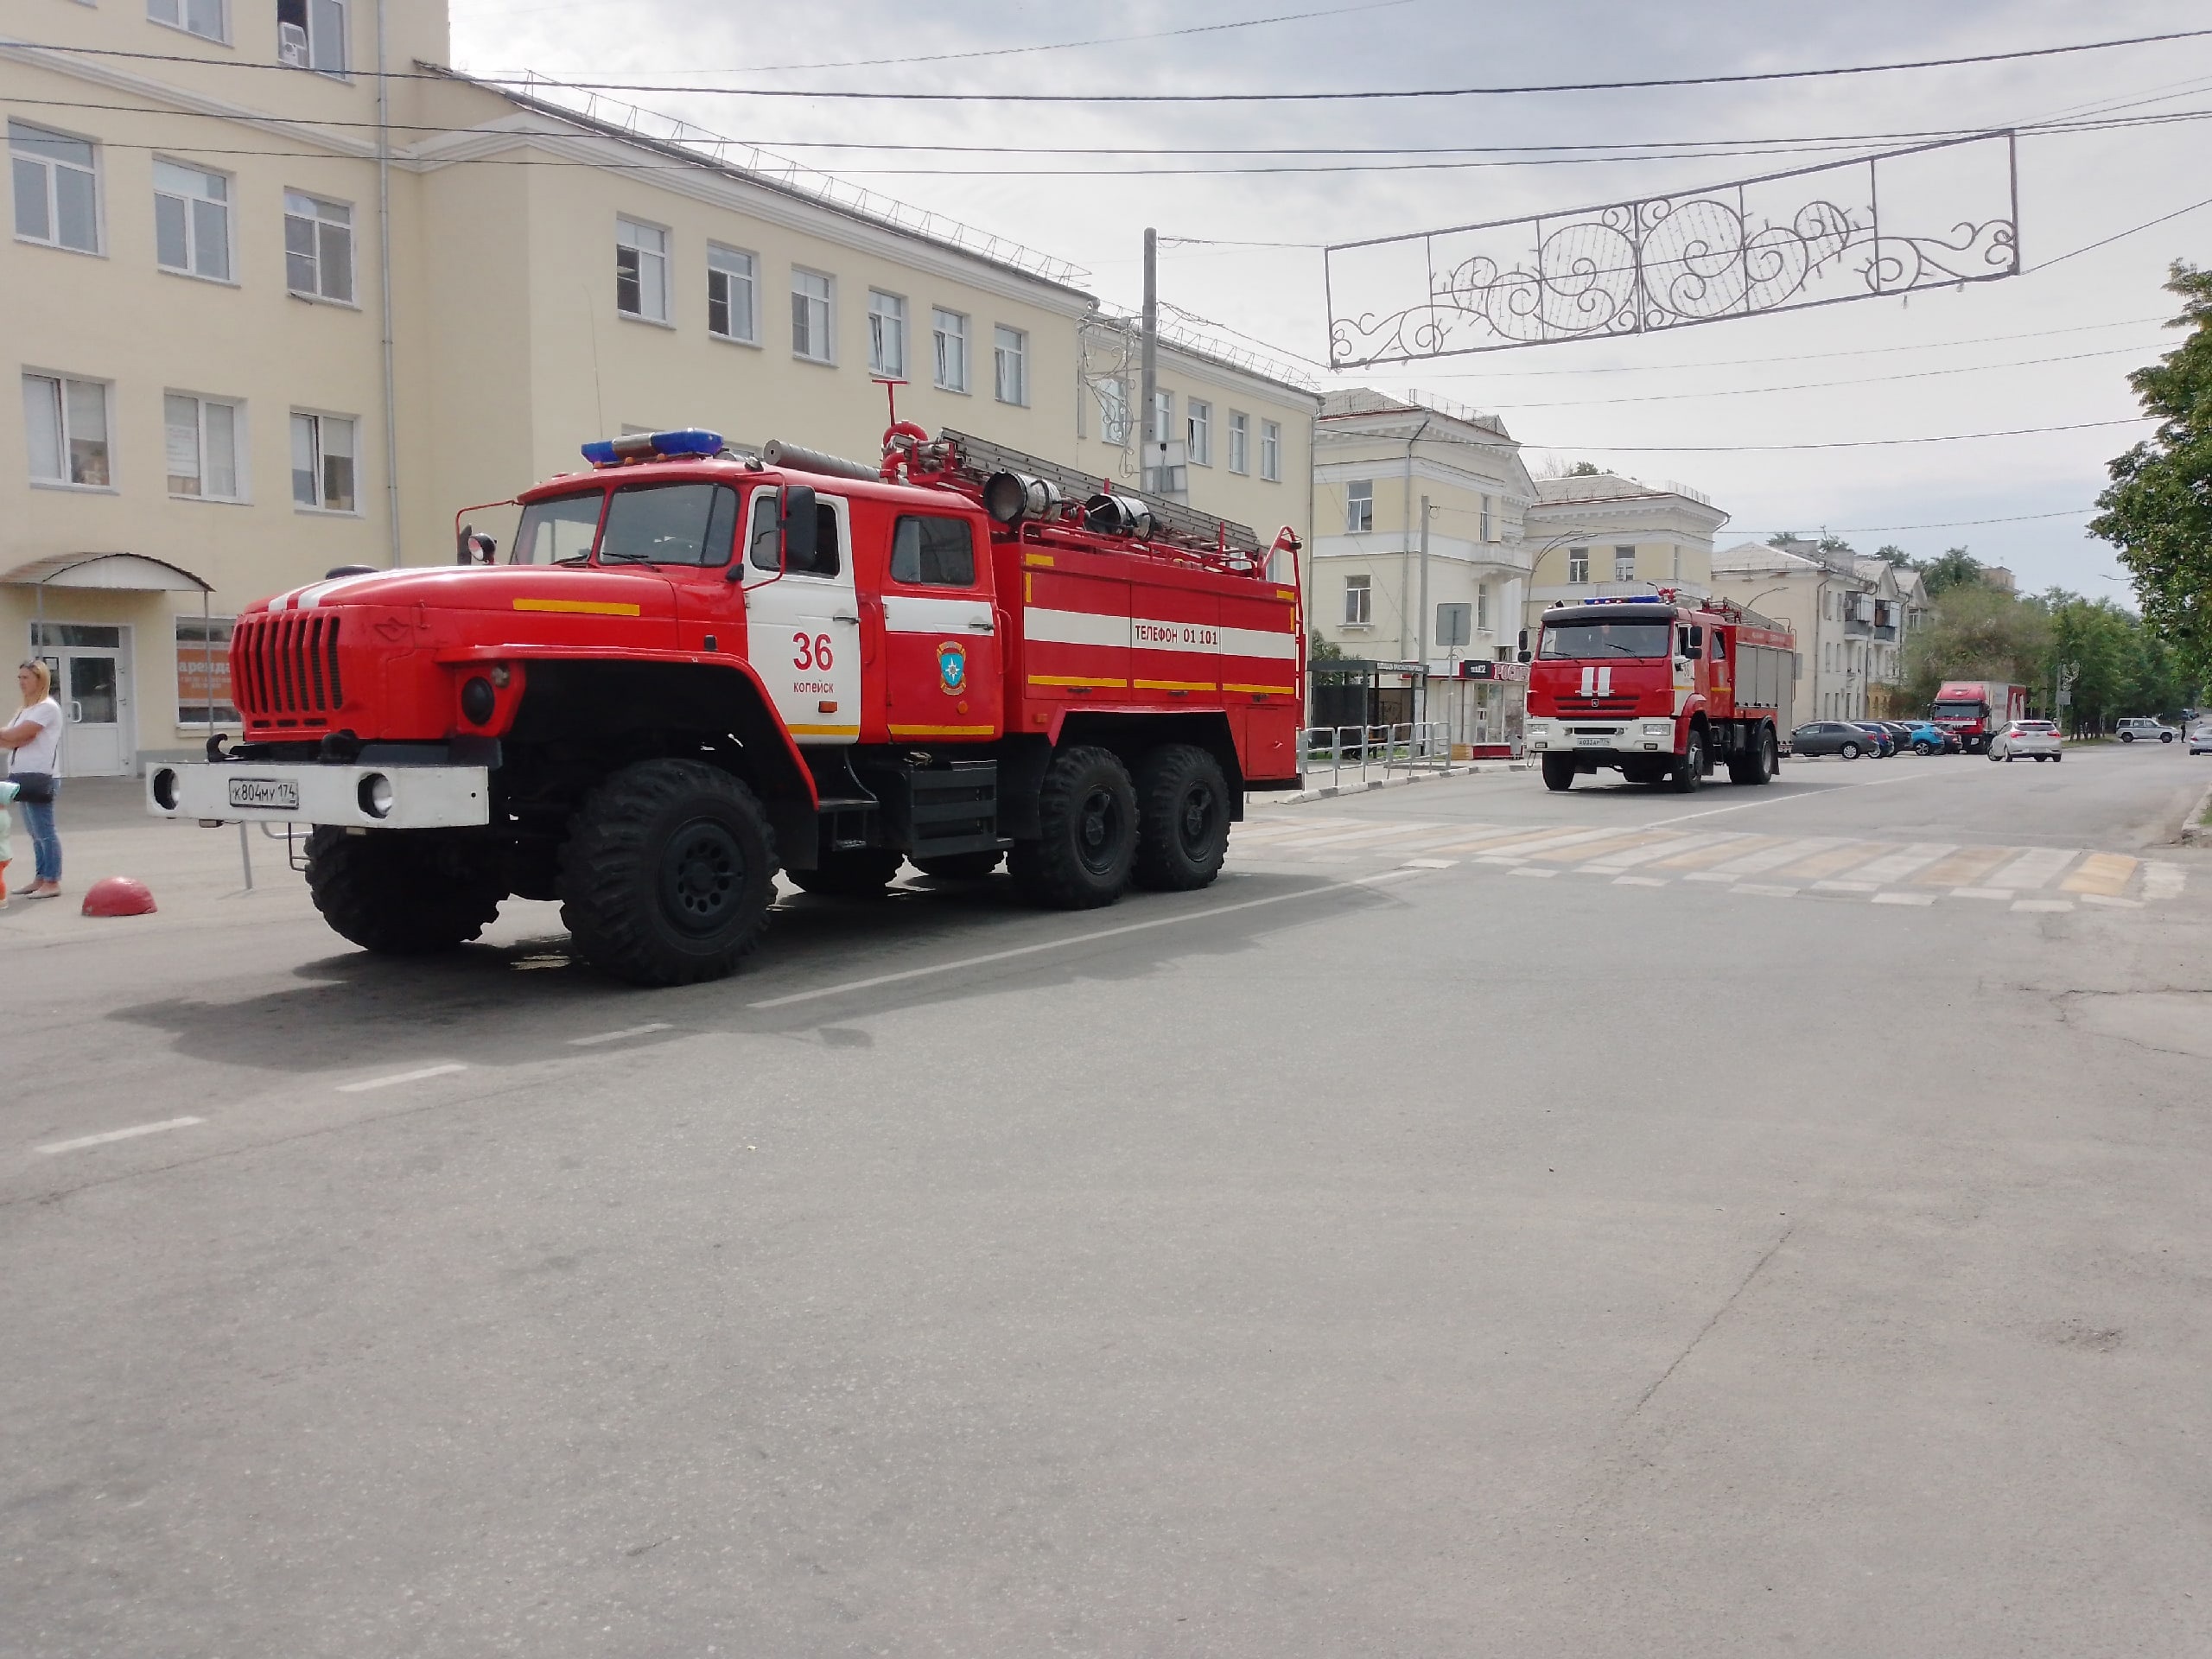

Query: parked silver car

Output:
[2116, 717, 2178, 744]
[1989, 720, 2063, 762]
[2190, 725, 2212, 756]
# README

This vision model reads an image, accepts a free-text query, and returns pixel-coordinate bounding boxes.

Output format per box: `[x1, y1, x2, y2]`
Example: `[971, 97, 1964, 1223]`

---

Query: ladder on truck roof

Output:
[933, 428, 1266, 556]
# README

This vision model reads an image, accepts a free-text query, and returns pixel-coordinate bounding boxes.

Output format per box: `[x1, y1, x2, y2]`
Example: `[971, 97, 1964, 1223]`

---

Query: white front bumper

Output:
[148, 761, 491, 829]
[1524, 717, 1675, 756]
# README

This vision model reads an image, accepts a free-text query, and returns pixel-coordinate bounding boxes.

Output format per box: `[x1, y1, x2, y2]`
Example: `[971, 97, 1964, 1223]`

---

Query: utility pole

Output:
[1140, 228, 1159, 470]
[1417, 495, 1433, 728]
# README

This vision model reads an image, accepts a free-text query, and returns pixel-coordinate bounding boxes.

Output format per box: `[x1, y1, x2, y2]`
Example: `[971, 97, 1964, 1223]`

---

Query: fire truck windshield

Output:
[512, 481, 741, 568]
[512, 492, 601, 564]
[1539, 620, 1672, 660]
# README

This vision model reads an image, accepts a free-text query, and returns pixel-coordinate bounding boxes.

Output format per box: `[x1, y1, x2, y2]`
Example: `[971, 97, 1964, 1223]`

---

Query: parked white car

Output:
[2190, 724, 2212, 756]
[1990, 720, 2063, 762]
[2116, 717, 2178, 744]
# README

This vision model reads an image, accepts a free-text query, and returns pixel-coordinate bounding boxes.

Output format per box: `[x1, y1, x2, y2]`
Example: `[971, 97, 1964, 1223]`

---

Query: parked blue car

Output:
[1900, 721, 1958, 755]
[1851, 721, 1897, 758]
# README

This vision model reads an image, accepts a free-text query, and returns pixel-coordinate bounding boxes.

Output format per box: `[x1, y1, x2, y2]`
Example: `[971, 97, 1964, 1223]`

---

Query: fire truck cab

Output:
[1522, 594, 1795, 792]
[149, 424, 1305, 985]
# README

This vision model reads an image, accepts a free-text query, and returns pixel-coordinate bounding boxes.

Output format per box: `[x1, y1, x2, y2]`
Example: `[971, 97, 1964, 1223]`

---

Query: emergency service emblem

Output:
[937, 641, 967, 695]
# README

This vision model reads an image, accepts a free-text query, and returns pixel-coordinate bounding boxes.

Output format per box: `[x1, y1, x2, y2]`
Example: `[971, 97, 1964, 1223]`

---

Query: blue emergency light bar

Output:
[582, 428, 724, 467]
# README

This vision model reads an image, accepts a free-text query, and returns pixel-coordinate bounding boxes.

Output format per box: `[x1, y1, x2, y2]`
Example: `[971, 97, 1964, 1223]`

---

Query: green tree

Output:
[2091, 262, 2212, 681]
[1871, 544, 1912, 567]
[1765, 531, 1800, 548]
[1565, 461, 1601, 476]
[1898, 582, 2050, 711]
[1816, 535, 1857, 557]
[1919, 546, 1984, 597]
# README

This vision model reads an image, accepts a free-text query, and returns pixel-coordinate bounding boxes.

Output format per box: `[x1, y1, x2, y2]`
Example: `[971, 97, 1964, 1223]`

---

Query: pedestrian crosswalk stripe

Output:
[2144, 862, 2188, 899]
[1649, 834, 1773, 870]
[1583, 832, 1728, 872]
[1711, 837, 1846, 878]
[1847, 842, 1957, 884]
[2062, 852, 2139, 896]
[1775, 841, 1890, 880]
[1986, 846, 2078, 889]
[1530, 829, 1677, 863]
[1913, 845, 2016, 887]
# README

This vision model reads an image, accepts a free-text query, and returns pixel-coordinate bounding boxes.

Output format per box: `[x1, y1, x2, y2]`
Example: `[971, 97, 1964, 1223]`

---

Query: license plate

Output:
[1575, 735, 1611, 748]
[227, 776, 299, 810]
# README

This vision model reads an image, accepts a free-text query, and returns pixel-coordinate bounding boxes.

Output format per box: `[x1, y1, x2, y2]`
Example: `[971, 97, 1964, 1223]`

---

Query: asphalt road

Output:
[3, 743, 2210, 1657]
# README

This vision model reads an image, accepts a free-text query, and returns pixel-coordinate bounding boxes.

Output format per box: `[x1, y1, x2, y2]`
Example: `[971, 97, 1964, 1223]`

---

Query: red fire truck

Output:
[149, 424, 1305, 985]
[1522, 594, 1796, 791]
[1929, 680, 2027, 754]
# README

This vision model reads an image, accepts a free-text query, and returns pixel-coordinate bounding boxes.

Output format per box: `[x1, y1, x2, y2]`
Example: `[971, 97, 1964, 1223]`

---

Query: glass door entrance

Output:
[29, 623, 132, 777]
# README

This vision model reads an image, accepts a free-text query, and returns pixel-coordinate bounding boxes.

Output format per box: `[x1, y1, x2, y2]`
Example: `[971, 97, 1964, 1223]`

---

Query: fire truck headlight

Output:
[1643, 722, 1672, 736]
[359, 772, 394, 820]
[461, 676, 497, 726]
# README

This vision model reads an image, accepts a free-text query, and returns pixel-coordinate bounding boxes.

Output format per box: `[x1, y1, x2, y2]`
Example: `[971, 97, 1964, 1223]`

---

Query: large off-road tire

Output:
[1541, 753, 1576, 791]
[912, 850, 1005, 880]
[1727, 725, 1777, 786]
[304, 827, 505, 955]
[1009, 745, 1137, 909]
[1132, 743, 1232, 892]
[786, 848, 904, 896]
[1669, 726, 1707, 793]
[556, 758, 776, 987]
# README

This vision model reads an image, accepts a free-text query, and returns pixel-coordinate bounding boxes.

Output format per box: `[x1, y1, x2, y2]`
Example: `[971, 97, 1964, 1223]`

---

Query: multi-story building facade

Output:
[3, 3, 1313, 775]
[1308, 390, 1535, 747]
[1708, 539, 1925, 723]
[1521, 471, 1729, 622]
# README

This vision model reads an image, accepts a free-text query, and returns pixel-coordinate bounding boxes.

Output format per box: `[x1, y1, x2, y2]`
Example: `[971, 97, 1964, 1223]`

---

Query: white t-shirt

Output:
[6, 697, 61, 774]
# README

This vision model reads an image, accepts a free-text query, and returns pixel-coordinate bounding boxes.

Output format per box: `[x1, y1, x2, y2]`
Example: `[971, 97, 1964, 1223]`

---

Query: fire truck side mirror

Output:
[780, 484, 817, 571]
[1516, 628, 1530, 664]
[1679, 625, 1702, 660]
[457, 523, 498, 564]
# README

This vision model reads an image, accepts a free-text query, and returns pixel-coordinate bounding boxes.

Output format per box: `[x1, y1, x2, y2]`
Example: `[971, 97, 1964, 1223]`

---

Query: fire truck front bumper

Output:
[1524, 717, 1678, 759]
[148, 760, 492, 830]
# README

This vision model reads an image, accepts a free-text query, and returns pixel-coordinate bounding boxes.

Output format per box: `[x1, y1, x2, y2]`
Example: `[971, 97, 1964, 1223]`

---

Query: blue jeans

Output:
[16, 786, 59, 884]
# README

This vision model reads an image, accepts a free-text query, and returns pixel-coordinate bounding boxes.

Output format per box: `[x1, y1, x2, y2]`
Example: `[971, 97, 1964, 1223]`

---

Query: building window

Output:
[164, 392, 242, 499]
[1614, 545, 1636, 582]
[614, 218, 668, 322]
[1567, 547, 1590, 583]
[1228, 411, 1249, 474]
[1345, 479, 1374, 533]
[176, 614, 238, 726]
[149, 0, 229, 43]
[1150, 387, 1173, 444]
[22, 372, 111, 487]
[154, 160, 231, 282]
[290, 411, 355, 512]
[868, 290, 907, 378]
[283, 191, 353, 302]
[1344, 575, 1371, 626]
[932, 308, 969, 391]
[1095, 377, 1129, 443]
[791, 269, 833, 362]
[706, 245, 755, 342]
[276, 0, 347, 75]
[10, 122, 100, 254]
[1261, 419, 1281, 482]
[1476, 582, 1490, 632]
[994, 325, 1028, 404]
[1479, 494, 1492, 542]
[1186, 398, 1211, 466]
[1435, 601, 1471, 647]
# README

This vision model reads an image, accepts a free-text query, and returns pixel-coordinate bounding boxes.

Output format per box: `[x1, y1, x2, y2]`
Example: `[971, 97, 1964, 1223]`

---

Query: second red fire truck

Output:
[1522, 594, 1796, 791]
[149, 423, 1304, 985]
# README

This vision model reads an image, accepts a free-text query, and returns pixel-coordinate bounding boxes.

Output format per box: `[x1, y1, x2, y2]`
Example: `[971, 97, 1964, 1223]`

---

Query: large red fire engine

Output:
[149, 423, 1305, 985]
[1522, 593, 1796, 791]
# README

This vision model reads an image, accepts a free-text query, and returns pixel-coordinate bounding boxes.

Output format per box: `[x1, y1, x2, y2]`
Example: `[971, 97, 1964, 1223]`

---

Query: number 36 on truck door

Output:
[741, 486, 861, 744]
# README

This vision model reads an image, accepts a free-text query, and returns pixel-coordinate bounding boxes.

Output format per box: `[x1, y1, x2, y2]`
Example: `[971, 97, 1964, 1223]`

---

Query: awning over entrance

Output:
[1, 551, 213, 592]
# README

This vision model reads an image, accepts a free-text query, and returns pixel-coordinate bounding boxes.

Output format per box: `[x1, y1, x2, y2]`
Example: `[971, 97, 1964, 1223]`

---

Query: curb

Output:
[1253, 760, 1535, 807]
[2178, 774, 2212, 847]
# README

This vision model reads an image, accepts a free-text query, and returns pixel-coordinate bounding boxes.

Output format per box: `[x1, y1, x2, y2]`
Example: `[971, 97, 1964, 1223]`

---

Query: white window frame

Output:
[993, 324, 1028, 406]
[931, 307, 969, 392]
[1476, 583, 1490, 632]
[867, 289, 908, 378]
[1344, 575, 1372, 626]
[614, 217, 670, 325]
[1345, 479, 1373, 533]
[1227, 410, 1249, 474]
[148, 0, 229, 45]
[1186, 398, 1211, 467]
[289, 409, 359, 515]
[1614, 545, 1637, 582]
[1151, 388, 1173, 445]
[283, 189, 353, 303]
[705, 244, 757, 344]
[10, 121, 103, 256]
[1260, 419, 1281, 482]
[1567, 548, 1591, 584]
[277, 0, 349, 77]
[1479, 494, 1492, 542]
[22, 372, 115, 491]
[175, 613, 238, 728]
[164, 391, 246, 502]
[791, 268, 834, 364]
[154, 158, 233, 283]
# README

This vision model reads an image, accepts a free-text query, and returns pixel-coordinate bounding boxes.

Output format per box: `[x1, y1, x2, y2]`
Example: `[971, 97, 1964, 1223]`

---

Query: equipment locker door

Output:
[741, 487, 861, 744]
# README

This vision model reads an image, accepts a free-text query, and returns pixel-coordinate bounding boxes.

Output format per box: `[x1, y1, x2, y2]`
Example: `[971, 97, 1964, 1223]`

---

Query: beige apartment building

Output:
[1708, 540, 1929, 723]
[1521, 471, 1729, 623]
[3, 1, 1313, 775]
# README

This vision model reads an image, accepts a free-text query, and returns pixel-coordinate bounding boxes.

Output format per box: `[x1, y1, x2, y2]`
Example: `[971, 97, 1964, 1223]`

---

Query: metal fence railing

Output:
[1299, 722, 1460, 791]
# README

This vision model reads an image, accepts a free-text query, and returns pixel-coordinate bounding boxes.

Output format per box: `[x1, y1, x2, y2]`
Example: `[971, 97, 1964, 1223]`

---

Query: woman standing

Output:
[3, 660, 64, 899]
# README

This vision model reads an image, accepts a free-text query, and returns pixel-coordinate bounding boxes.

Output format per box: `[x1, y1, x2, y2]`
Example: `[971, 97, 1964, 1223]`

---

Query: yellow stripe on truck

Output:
[512, 597, 642, 617]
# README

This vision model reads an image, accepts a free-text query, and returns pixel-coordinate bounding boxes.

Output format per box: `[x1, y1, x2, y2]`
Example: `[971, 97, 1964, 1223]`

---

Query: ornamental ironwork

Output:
[1325, 133, 2018, 367]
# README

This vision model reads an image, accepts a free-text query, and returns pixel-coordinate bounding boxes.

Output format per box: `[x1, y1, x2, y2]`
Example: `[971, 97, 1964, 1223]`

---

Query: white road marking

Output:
[2144, 862, 2188, 899]
[1985, 846, 2079, 890]
[1613, 876, 1669, 887]
[1631, 766, 1948, 830]
[1734, 883, 1797, 897]
[1580, 833, 1715, 873]
[1352, 868, 1425, 887]
[1872, 892, 1936, 906]
[37, 1116, 205, 1156]
[1951, 887, 2013, 900]
[569, 1022, 675, 1046]
[1509, 867, 1559, 878]
[1847, 843, 1958, 885]
[2078, 894, 2145, 909]
[1401, 858, 1458, 870]
[1682, 871, 1740, 883]
[1260, 821, 1445, 850]
[335, 1063, 467, 1094]
[1810, 880, 1879, 893]
[2012, 899, 2075, 913]
[1708, 837, 1844, 879]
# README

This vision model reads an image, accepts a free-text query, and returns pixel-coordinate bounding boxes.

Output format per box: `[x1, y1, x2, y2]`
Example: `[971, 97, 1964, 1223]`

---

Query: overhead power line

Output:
[20, 23, 2212, 102]
[1513, 417, 2152, 454]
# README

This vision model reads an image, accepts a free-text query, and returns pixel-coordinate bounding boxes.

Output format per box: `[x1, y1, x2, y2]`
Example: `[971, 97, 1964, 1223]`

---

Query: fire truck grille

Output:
[234, 613, 345, 727]
[1555, 697, 1639, 716]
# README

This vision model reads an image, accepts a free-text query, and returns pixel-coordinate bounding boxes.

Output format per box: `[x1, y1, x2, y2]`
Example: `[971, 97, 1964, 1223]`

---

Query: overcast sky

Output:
[447, 0, 2212, 595]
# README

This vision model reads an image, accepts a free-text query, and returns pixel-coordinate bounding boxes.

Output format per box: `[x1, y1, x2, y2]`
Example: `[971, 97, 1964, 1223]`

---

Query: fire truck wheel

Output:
[1133, 744, 1232, 891]
[1541, 754, 1576, 791]
[1669, 728, 1707, 792]
[787, 848, 905, 896]
[556, 759, 777, 986]
[1011, 745, 1138, 908]
[912, 850, 1006, 880]
[1728, 726, 1777, 786]
[305, 827, 505, 955]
